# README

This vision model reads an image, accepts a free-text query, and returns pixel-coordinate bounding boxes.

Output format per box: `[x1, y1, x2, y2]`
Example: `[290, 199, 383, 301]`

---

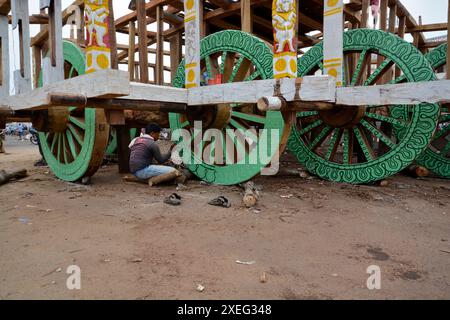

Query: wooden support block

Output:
[148, 169, 181, 187]
[0, 14, 10, 97]
[107, 110, 125, 125]
[116, 125, 131, 174]
[0, 169, 28, 186]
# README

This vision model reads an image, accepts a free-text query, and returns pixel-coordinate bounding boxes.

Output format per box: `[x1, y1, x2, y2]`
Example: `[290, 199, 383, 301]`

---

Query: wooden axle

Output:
[257, 96, 335, 112]
[46, 93, 187, 113]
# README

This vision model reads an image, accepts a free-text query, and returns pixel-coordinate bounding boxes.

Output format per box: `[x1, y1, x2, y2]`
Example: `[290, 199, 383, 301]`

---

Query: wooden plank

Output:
[156, 5, 164, 85]
[2, 69, 130, 111]
[184, 0, 201, 89]
[11, 0, 32, 94]
[337, 80, 450, 105]
[169, 32, 182, 82]
[0, 0, 11, 15]
[323, 0, 344, 87]
[272, 0, 297, 79]
[128, 21, 136, 81]
[361, 0, 369, 28]
[241, 0, 252, 33]
[136, 0, 149, 83]
[0, 14, 9, 97]
[188, 76, 336, 105]
[40, 0, 64, 86]
[125, 82, 188, 104]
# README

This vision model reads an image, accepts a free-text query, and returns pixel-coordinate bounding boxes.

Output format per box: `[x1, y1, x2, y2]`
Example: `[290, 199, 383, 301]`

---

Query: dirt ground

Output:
[0, 135, 449, 300]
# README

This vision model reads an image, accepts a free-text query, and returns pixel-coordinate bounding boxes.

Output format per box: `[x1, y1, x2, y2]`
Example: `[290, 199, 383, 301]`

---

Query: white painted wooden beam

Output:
[323, 0, 344, 87]
[183, 0, 201, 88]
[125, 82, 188, 104]
[188, 76, 337, 105]
[0, 14, 10, 97]
[1, 69, 130, 111]
[40, 0, 64, 85]
[11, 0, 32, 94]
[336, 79, 450, 105]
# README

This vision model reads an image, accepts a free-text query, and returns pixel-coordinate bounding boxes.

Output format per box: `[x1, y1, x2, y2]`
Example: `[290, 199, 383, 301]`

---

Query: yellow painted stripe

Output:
[324, 57, 342, 63]
[185, 63, 198, 68]
[274, 52, 297, 58]
[86, 46, 111, 53]
[184, 13, 197, 23]
[186, 83, 198, 88]
[324, 63, 342, 68]
[324, 7, 343, 16]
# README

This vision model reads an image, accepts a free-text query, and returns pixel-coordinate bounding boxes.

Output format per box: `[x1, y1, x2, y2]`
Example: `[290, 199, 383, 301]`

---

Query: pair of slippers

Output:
[163, 194, 231, 208]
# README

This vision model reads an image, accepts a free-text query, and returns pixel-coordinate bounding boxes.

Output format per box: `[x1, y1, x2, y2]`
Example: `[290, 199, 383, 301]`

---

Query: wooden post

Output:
[128, 21, 136, 81]
[272, 0, 297, 79]
[170, 32, 182, 82]
[11, 0, 32, 94]
[323, 0, 344, 87]
[0, 14, 10, 97]
[361, 0, 369, 28]
[396, 15, 406, 78]
[136, 0, 149, 83]
[241, 0, 253, 33]
[156, 5, 164, 85]
[447, 0, 450, 79]
[108, 0, 118, 69]
[40, 0, 64, 86]
[184, 0, 201, 88]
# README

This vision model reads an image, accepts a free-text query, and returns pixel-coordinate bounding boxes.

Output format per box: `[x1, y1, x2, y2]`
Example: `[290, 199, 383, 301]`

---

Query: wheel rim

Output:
[38, 41, 109, 182]
[171, 30, 288, 185]
[414, 44, 449, 178]
[288, 29, 440, 184]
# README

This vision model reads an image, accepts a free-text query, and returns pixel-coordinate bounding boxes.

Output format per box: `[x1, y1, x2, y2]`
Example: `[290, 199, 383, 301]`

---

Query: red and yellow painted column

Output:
[84, 0, 111, 74]
[272, 0, 298, 79]
[184, 0, 201, 88]
[323, 0, 344, 86]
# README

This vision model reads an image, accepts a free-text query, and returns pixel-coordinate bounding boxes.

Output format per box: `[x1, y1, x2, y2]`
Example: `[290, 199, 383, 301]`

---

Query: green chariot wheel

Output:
[414, 44, 449, 178]
[105, 128, 139, 156]
[288, 29, 440, 184]
[170, 30, 290, 185]
[37, 41, 110, 182]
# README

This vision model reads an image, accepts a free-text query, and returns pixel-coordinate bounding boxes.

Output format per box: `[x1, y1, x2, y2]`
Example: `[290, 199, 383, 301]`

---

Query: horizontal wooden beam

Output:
[1, 70, 130, 111]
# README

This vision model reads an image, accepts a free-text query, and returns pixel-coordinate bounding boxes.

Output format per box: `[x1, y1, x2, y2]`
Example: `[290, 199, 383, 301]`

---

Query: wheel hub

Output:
[186, 104, 232, 130]
[319, 105, 366, 128]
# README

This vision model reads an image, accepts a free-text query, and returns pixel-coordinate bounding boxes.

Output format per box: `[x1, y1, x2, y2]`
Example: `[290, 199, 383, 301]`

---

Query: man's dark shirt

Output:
[129, 136, 171, 174]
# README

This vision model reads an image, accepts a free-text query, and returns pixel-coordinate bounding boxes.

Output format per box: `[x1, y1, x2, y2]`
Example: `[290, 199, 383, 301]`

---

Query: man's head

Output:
[145, 123, 162, 141]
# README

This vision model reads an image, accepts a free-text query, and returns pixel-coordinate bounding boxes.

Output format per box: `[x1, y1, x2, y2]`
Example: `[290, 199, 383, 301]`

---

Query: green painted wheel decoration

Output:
[106, 128, 139, 156]
[413, 44, 449, 178]
[38, 41, 109, 182]
[288, 29, 440, 184]
[170, 30, 288, 185]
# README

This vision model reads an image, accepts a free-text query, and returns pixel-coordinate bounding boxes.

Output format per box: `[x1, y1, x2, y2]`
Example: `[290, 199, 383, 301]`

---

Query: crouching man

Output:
[129, 123, 180, 186]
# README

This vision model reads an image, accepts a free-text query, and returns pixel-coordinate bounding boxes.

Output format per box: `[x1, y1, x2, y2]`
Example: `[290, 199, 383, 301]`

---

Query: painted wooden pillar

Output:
[184, 0, 201, 88]
[0, 14, 10, 97]
[84, 0, 111, 74]
[323, 0, 344, 87]
[40, 0, 64, 85]
[11, 0, 32, 94]
[272, 0, 297, 79]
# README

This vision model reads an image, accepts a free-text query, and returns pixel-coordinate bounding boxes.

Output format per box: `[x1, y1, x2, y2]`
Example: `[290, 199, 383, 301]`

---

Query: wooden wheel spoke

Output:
[231, 111, 266, 125]
[325, 129, 343, 161]
[226, 127, 247, 162]
[433, 125, 450, 141]
[364, 58, 393, 86]
[440, 140, 450, 157]
[353, 127, 375, 161]
[350, 49, 368, 86]
[67, 123, 84, 146]
[180, 120, 190, 129]
[69, 116, 86, 130]
[69, 66, 76, 78]
[298, 119, 323, 136]
[360, 119, 396, 149]
[317, 61, 324, 72]
[229, 118, 258, 143]
[244, 71, 260, 82]
[222, 51, 235, 82]
[66, 130, 79, 159]
[342, 129, 353, 164]
[51, 133, 60, 155]
[365, 112, 409, 128]
[62, 135, 69, 164]
[297, 111, 319, 118]
[389, 74, 407, 85]
[309, 126, 332, 151]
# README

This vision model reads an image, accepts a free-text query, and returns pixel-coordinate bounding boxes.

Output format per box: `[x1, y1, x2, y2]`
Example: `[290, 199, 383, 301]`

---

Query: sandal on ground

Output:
[208, 196, 231, 208]
[164, 193, 182, 206]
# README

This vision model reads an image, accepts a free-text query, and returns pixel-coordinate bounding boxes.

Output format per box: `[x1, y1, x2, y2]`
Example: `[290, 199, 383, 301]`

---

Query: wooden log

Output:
[257, 96, 334, 111]
[148, 169, 181, 187]
[242, 181, 259, 208]
[0, 169, 28, 186]
[403, 165, 430, 178]
[136, 0, 149, 83]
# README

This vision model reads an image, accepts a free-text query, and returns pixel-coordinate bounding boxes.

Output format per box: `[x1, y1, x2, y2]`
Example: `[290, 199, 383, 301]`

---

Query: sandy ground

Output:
[0, 135, 449, 300]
